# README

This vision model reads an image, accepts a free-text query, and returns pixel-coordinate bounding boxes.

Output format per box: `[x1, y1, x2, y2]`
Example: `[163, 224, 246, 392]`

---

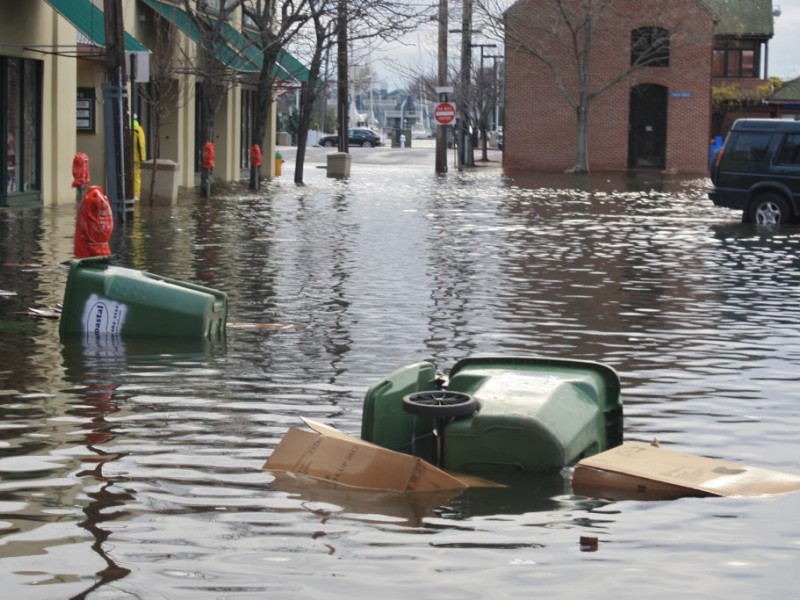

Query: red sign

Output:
[433, 102, 456, 125]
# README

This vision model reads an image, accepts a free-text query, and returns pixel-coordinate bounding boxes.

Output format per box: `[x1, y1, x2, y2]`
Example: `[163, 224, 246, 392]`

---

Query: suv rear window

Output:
[727, 133, 771, 169]
[776, 134, 800, 166]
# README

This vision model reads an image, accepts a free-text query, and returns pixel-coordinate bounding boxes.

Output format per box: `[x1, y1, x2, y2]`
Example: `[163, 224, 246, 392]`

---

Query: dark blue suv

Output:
[709, 118, 800, 224]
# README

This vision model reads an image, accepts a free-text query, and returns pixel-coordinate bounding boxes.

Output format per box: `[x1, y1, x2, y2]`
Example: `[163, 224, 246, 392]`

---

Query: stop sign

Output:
[433, 102, 456, 125]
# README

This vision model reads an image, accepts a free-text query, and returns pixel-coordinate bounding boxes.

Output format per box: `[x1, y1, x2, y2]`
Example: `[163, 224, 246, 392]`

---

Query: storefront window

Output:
[22, 60, 38, 191]
[3, 56, 41, 201]
[6, 59, 18, 193]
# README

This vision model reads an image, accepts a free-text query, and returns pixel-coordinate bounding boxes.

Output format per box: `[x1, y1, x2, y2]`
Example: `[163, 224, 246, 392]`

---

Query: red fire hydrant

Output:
[74, 185, 113, 258]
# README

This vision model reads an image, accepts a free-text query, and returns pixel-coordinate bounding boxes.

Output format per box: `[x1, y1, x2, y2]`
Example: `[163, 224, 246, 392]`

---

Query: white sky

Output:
[372, 1, 800, 88]
[771, 2, 800, 81]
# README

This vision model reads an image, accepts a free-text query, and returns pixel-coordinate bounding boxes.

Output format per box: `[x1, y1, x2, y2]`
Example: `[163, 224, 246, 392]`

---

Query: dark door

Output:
[628, 84, 667, 169]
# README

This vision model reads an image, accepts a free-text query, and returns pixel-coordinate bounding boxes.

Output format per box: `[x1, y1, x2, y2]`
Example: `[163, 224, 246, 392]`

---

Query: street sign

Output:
[435, 86, 454, 95]
[433, 102, 456, 125]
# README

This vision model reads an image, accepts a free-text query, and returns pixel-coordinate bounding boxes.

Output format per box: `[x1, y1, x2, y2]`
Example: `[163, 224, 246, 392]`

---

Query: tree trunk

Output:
[295, 79, 318, 185]
[572, 103, 590, 174]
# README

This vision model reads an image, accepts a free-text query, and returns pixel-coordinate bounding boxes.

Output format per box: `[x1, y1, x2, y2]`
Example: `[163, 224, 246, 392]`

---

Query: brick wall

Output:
[504, 0, 714, 174]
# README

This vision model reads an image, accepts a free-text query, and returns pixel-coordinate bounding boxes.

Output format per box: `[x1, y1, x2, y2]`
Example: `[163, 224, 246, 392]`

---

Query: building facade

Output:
[1, 0, 307, 208]
[503, 0, 720, 174]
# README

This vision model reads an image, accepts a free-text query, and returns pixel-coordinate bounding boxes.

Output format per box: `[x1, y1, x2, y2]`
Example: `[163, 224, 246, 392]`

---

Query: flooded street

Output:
[2, 145, 800, 598]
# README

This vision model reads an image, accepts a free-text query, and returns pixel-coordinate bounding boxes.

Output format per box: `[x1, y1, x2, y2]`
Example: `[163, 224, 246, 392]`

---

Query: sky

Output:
[371, 1, 800, 89]
[770, 2, 800, 81]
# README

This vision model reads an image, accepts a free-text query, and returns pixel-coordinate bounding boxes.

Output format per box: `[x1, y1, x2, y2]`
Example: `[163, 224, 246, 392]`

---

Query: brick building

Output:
[503, 0, 718, 174]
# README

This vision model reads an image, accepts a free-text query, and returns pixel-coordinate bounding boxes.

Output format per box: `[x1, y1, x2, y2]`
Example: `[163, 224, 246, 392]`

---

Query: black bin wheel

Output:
[402, 391, 477, 418]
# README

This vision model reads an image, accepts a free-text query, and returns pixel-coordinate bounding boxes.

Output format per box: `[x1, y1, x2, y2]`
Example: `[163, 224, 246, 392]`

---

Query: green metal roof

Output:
[44, 0, 149, 52]
[706, 0, 774, 37]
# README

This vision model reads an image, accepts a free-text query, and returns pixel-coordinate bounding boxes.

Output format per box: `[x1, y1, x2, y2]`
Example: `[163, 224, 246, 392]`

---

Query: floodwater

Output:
[2, 147, 800, 598]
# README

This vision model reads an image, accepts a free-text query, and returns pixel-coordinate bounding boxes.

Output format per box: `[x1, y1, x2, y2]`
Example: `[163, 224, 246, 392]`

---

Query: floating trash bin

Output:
[362, 356, 623, 473]
[59, 256, 227, 339]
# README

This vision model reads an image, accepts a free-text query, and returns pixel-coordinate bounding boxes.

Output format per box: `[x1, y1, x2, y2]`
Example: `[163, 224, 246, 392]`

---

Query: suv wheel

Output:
[748, 193, 791, 225]
[362, 141, 373, 148]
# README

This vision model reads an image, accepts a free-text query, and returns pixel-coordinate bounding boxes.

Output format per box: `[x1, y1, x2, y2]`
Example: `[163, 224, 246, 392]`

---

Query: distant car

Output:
[496, 130, 503, 151]
[709, 118, 800, 224]
[319, 128, 383, 148]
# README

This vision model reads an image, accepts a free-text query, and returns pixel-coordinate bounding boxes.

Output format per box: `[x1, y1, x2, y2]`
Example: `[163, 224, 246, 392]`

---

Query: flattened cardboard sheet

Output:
[264, 420, 468, 494]
[573, 442, 800, 500]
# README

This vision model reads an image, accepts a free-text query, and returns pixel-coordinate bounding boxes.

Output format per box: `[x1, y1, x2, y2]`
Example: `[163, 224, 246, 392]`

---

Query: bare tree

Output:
[242, 1, 311, 189]
[293, 1, 337, 184]
[471, 58, 501, 161]
[138, 11, 182, 204]
[289, 0, 429, 184]
[177, 0, 247, 195]
[478, 0, 710, 173]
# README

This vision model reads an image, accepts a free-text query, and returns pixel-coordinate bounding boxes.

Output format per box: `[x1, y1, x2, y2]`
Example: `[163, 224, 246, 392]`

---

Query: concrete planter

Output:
[141, 159, 180, 206]
[326, 152, 351, 178]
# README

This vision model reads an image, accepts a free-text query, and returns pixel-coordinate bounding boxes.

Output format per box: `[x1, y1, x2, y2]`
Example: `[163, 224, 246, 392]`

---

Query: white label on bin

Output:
[82, 294, 128, 338]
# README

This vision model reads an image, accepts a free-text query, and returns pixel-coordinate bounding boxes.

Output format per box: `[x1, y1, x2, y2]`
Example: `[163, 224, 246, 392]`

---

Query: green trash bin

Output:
[59, 256, 227, 339]
[441, 356, 623, 473]
[362, 356, 623, 473]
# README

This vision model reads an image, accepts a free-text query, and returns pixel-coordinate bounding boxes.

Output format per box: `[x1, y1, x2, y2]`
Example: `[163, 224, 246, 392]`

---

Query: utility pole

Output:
[103, 0, 130, 222]
[458, 0, 473, 169]
[435, 0, 448, 174]
[337, 0, 349, 154]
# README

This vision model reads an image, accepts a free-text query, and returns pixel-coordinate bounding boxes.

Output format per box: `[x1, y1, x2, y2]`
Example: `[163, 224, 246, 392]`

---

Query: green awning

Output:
[44, 0, 149, 52]
[142, 0, 310, 81]
[221, 23, 312, 82]
[141, 0, 254, 72]
[276, 48, 312, 84]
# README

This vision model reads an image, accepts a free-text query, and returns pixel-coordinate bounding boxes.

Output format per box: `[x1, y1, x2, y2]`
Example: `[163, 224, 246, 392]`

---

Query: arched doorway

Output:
[628, 84, 667, 169]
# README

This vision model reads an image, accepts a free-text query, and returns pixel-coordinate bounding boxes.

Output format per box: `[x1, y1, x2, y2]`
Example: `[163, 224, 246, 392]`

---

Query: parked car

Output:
[709, 118, 800, 225]
[318, 128, 383, 148]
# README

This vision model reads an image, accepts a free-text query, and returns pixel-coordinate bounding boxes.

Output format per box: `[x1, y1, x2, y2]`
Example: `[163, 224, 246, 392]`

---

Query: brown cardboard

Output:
[263, 419, 468, 494]
[573, 442, 800, 501]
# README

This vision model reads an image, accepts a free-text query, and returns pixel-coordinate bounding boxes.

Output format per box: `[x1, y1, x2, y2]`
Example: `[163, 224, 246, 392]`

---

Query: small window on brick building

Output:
[631, 27, 670, 67]
[713, 39, 760, 78]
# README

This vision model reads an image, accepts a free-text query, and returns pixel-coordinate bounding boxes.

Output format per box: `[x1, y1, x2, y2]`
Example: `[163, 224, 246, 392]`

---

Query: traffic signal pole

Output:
[103, 0, 130, 223]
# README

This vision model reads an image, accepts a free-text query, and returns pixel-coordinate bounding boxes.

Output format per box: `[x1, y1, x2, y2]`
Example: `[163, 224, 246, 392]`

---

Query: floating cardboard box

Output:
[263, 418, 469, 494]
[573, 442, 800, 501]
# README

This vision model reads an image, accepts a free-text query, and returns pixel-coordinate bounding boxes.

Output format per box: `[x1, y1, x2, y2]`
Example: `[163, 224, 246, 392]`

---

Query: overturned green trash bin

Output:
[59, 256, 227, 339]
[362, 356, 623, 474]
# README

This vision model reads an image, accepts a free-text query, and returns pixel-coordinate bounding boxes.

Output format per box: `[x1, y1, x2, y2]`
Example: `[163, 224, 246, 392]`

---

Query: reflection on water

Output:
[2, 165, 800, 597]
